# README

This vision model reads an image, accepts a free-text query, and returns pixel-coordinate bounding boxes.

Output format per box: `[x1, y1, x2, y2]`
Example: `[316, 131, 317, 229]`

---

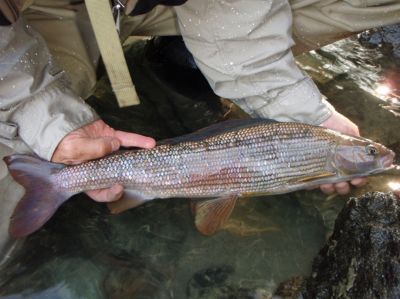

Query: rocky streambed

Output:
[274, 192, 400, 299]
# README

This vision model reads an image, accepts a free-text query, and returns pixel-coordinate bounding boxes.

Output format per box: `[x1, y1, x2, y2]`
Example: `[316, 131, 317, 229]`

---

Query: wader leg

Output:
[23, 0, 99, 99]
[24, 1, 179, 98]
[0, 145, 24, 267]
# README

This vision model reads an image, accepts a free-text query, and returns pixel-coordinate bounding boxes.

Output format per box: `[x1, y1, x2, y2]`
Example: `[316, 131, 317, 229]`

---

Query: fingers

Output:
[350, 177, 368, 187]
[114, 130, 156, 149]
[86, 184, 124, 202]
[334, 182, 350, 195]
[320, 178, 368, 195]
[88, 120, 156, 149]
[320, 182, 350, 195]
[320, 182, 349, 195]
[320, 184, 336, 195]
[52, 120, 156, 165]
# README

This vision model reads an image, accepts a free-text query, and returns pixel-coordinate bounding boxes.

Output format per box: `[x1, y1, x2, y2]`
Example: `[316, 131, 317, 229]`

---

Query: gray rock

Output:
[359, 24, 400, 58]
[303, 192, 400, 299]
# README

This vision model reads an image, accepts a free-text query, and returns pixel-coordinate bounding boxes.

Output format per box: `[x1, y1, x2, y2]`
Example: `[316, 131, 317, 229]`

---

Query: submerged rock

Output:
[359, 24, 400, 58]
[186, 265, 273, 299]
[303, 192, 400, 299]
[274, 276, 305, 299]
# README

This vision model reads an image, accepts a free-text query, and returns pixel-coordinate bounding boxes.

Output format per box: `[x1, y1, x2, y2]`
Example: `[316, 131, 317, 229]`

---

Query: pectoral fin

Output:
[191, 194, 238, 236]
[107, 190, 153, 214]
[289, 172, 336, 184]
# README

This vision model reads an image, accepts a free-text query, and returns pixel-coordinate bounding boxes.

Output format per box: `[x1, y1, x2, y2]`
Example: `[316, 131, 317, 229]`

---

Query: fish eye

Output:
[366, 144, 379, 156]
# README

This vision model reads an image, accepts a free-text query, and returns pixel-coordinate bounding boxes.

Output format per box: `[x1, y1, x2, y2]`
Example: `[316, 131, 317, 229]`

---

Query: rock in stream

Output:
[302, 192, 400, 299]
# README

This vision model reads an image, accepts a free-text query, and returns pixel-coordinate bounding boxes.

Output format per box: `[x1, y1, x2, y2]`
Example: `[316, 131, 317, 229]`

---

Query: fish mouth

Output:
[366, 150, 396, 175]
[382, 150, 396, 169]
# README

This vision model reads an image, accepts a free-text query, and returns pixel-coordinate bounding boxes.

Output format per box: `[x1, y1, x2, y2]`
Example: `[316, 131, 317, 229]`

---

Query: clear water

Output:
[0, 32, 399, 298]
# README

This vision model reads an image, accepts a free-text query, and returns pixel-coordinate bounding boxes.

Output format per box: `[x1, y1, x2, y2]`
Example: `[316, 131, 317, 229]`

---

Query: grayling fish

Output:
[4, 119, 396, 237]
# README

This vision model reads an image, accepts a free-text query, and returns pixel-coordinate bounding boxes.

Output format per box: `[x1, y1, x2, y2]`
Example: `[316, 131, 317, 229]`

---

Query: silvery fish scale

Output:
[54, 122, 336, 198]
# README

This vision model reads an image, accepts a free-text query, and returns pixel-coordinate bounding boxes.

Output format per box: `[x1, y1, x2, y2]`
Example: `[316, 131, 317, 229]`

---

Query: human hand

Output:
[321, 110, 359, 136]
[51, 120, 156, 202]
[319, 111, 367, 195]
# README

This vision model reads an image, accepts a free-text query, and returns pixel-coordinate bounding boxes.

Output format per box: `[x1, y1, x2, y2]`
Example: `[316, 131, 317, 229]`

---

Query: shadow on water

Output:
[1, 27, 400, 298]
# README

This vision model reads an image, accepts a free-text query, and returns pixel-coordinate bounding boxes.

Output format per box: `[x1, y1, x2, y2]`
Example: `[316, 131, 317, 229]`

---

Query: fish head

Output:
[331, 135, 395, 177]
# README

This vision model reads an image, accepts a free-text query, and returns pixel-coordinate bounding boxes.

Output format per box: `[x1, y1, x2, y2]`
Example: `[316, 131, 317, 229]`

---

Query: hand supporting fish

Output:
[4, 119, 396, 237]
[320, 110, 367, 195]
[51, 120, 156, 202]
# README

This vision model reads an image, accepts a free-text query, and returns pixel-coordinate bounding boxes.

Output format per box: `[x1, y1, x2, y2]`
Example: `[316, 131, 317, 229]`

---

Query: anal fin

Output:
[191, 194, 238, 236]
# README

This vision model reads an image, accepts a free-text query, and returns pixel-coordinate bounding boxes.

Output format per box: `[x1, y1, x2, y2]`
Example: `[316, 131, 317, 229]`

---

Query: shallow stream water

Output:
[0, 28, 399, 299]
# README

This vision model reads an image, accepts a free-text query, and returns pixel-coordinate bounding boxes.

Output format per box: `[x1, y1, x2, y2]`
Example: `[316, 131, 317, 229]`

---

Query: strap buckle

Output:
[112, 0, 125, 33]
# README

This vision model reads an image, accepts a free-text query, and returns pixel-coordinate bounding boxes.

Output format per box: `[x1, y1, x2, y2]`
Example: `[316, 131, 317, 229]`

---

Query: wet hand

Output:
[51, 120, 156, 202]
[321, 110, 359, 136]
[320, 111, 367, 195]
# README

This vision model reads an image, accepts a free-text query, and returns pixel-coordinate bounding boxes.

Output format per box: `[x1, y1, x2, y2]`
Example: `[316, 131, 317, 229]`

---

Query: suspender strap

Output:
[85, 0, 140, 107]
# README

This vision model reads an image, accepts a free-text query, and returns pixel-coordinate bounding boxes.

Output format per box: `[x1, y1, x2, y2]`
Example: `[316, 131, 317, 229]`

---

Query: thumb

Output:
[114, 130, 156, 149]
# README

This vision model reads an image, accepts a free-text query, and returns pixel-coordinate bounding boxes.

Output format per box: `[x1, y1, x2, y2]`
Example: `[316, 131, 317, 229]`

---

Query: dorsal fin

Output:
[158, 118, 278, 145]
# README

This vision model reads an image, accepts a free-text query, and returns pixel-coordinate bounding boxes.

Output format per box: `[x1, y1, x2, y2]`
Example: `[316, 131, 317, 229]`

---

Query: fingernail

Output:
[146, 138, 156, 148]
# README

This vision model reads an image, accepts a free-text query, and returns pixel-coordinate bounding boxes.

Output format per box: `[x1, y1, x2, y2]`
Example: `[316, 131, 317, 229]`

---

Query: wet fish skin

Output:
[4, 119, 395, 237]
[54, 121, 394, 198]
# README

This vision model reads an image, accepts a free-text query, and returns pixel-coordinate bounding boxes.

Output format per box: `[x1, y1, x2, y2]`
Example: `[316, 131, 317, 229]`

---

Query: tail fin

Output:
[3, 154, 71, 238]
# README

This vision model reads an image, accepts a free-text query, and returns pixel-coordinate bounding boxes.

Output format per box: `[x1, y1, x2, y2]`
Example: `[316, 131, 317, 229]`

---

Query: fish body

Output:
[4, 119, 395, 237]
[55, 120, 394, 198]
